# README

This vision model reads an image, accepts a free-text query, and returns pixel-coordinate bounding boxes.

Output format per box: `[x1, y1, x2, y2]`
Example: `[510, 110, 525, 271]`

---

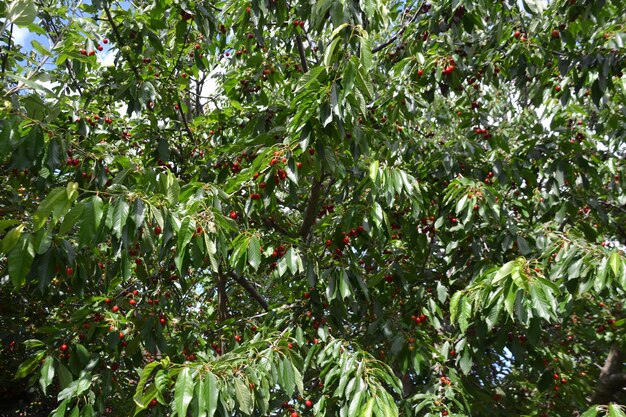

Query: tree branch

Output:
[102, 1, 141, 79]
[294, 32, 309, 73]
[217, 271, 229, 320]
[229, 272, 269, 311]
[372, 2, 422, 53]
[591, 344, 626, 405]
[299, 176, 323, 241]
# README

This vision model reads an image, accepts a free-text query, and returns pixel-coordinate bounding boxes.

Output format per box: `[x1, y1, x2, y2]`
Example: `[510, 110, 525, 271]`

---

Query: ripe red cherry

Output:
[129, 299, 137, 306]
[513, 31, 521, 38]
[555, 85, 561, 92]
[119, 332, 125, 339]
[303, 292, 310, 299]
[417, 69, 424, 77]
[551, 29, 560, 38]
[154, 225, 162, 234]
[66, 266, 74, 276]
[112, 305, 119, 313]
[97, 45, 103, 51]
[195, 43, 201, 50]
[291, 412, 299, 417]
[305, 400, 313, 408]
[288, 343, 293, 349]
[451, 218, 458, 224]
[296, 162, 302, 169]
[160, 317, 166, 325]
[234, 335, 242, 343]
[102, 38, 109, 44]
[181, 72, 187, 78]
[308, 148, 315, 155]
[60, 344, 68, 352]
[343, 236, 350, 245]
[196, 226, 203, 234]
[104, 297, 111, 304]
[229, 211, 238, 220]
[553, 373, 560, 380]
[148, 399, 158, 408]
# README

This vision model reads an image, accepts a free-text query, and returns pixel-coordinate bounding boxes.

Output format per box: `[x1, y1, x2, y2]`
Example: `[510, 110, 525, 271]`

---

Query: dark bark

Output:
[230, 272, 269, 311]
[216, 272, 228, 320]
[591, 344, 626, 405]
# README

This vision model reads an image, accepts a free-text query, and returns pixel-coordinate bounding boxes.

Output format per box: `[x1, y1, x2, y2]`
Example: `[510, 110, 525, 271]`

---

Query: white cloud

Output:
[12, 26, 31, 47]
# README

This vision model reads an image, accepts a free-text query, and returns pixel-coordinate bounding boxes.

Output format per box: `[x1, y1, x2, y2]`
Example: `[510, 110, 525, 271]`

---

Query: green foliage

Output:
[1, 0, 626, 416]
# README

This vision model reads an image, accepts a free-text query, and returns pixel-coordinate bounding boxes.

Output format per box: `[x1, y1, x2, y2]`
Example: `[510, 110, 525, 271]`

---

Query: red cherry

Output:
[291, 412, 299, 417]
[60, 344, 68, 352]
[66, 266, 74, 276]
[154, 225, 162, 234]
[343, 236, 350, 245]
[119, 332, 125, 339]
[513, 31, 521, 38]
[148, 399, 158, 408]
[97, 45, 103, 51]
[417, 69, 424, 77]
[160, 317, 166, 325]
[196, 226, 203, 234]
[195, 43, 201, 50]
[112, 305, 119, 313]
[553, 373, 560, 380]
[296, 162, 302, 169]
[102, 38, 109, 44]
[229, 211, 238, 220]
[181, 72, 188, 78]
[555, 85, 561, 92]
[305, 400, 313, 408]
[234, 335, 242, 343]
[104, 297, 111, 304]
[303, 292, 310, 299]
[129, 299, 137, 306]
[288, 343, 293, 349]
[308, 148, 315, 155]
[551, 29, 560, 38]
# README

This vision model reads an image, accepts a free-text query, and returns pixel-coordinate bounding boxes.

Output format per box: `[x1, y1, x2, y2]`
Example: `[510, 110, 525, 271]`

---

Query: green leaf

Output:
[324, 37, 341, 68]
[59, 204, 84, 234]
[8, 234, 34, 289]
[33, 188, 67, 231]
[360, 35, 372, 71]
[281, 357, 296, 396]
[175, 367, 195, 417]
[609, 404, 626, 417]
[133, 360, 161, 408]
[493, 261, 516, 284]
[523, 0, 545, 14]
[204, 372, 219, 417]
[449, 291, 463, 323]
[248, 235, 262, 271]
[530, 284, 552, 321]
[234, 378, 253, 415]
[50, 399, 69, 417]
[112, 198, 129, 239]
[295, 66, 326, 93]
[39, 356, 55, 395]
[15, 351, 45, 379]
[580, 406, 599, 417]
[6, 0, 37, 26]
[360, 397, 375, 417]
[1, 224, 24, 253]
[610, 252, 622, 277]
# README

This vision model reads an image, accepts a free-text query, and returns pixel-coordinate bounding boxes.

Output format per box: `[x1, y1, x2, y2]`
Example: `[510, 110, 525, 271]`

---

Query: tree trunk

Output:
[591, 344, 626, 405]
